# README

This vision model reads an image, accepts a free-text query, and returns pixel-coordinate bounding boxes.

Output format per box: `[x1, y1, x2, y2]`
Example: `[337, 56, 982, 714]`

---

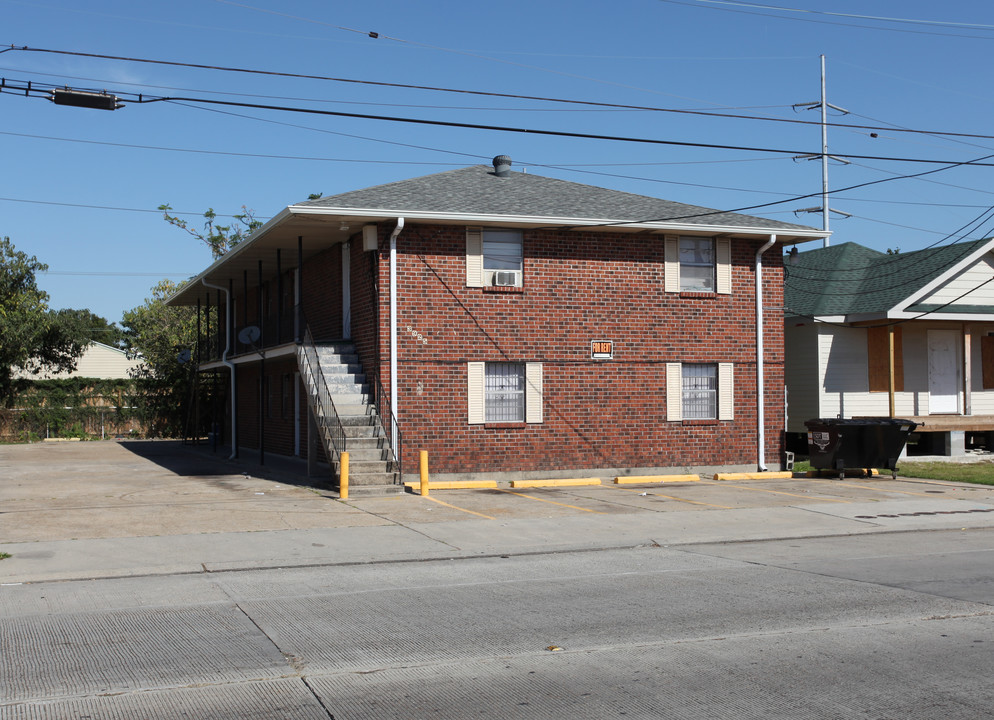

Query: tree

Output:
[158, 204, 262, 260]
[121, 279, 199, 437]
[61, 308, 125, 348]
[0, 237, 89, 406]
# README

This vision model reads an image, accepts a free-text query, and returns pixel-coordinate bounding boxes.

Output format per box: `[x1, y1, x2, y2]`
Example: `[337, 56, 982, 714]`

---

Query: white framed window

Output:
[666, 362, 733, 421]
[468, 361, 543, 424]
[485, 362, 525, 422]
[664, 235, 731, 294]
[682, 364, 717, 419]
[679, 238, 715, 292]
[467, 227, 523, 287]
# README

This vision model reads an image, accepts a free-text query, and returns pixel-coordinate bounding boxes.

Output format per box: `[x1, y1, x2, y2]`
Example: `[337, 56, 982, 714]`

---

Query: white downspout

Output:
[755, 234, 776, 471]
[389, 218, 405, 454]
[202, 278, 237, 460]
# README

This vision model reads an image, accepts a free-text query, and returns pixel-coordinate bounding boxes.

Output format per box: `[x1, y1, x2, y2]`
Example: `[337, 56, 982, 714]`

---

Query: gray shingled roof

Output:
[297, 164, 816, 231]
[785, 239, 993, 318]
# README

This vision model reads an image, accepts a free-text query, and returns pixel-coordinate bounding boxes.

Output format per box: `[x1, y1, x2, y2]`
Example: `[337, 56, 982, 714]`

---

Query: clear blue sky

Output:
[3, 0, 994, 324]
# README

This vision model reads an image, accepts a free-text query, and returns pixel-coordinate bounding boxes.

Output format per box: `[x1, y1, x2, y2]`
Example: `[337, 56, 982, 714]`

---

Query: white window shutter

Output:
[467, 362, 485, 424]
[466, 227, 484, 287]
[718, 362, 734, 420]
[664, 235, 680, 293]
[666, 362, 682, 421]
[525, 362, 543, 424]
[716, 237, 732, 294]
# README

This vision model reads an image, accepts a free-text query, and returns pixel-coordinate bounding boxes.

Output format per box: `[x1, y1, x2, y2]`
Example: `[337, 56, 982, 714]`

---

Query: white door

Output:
[928, 329, 960, 414]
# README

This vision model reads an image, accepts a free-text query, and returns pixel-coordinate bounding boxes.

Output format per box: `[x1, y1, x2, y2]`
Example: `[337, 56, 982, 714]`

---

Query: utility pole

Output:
[793, 55, 849, 248]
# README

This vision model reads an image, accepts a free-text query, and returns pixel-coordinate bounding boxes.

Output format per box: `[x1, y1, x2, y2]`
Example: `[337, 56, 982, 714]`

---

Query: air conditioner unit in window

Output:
[492, 270, 519, 286]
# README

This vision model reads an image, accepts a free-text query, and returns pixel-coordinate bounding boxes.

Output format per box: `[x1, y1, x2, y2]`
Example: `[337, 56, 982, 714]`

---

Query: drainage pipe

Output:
[389, 218, 405, 454]
[755, 234, 776, 472]
[202, 277, 237, 459]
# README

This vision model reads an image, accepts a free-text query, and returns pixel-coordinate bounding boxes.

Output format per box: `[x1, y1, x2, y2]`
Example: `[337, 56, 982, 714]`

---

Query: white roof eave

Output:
[285, 204, 830, 240]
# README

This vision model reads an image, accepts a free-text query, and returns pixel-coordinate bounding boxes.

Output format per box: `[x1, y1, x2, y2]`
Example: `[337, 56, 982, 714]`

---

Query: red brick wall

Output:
[234, 357, 299, 456]
[302, 244, 343, 341]
[373, 224, 785, 476]
[350, 230, 382, 389]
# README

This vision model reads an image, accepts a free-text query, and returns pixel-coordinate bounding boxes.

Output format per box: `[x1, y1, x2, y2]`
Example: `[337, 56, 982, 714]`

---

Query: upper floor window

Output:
[664, 235, 732, 294]
[483, 230, 523, 286]
[466, 227, 523, 288]
[679, 238, 715, 292]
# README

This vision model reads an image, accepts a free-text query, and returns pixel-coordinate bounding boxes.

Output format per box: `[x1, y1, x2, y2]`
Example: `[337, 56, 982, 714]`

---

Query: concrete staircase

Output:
[300, 340, 400, 493]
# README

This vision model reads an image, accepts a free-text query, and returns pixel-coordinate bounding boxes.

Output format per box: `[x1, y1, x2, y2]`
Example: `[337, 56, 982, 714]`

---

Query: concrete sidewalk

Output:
[3, 440, 994, 584]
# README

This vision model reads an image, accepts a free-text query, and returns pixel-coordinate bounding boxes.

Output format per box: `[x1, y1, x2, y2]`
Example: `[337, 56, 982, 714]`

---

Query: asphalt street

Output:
[2, 441, 993, 718]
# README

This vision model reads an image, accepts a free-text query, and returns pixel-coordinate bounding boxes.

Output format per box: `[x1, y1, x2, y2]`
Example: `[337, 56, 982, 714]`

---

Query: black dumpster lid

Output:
[805, 417, 918, 427]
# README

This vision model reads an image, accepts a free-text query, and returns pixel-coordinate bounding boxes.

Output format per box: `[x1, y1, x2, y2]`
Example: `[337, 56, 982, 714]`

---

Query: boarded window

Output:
[982, 335, 994, 389]
[867, 326, 904, 392]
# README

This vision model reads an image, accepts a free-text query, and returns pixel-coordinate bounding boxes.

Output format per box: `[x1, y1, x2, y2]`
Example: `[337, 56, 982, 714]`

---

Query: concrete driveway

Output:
[3, 440, 994, 583]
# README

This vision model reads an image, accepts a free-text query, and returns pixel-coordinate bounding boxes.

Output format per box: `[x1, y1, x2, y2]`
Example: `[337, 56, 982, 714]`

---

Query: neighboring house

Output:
[784, 239, 994, 455]
[168, 156, 827, 488]
[15, 341, 143, 380]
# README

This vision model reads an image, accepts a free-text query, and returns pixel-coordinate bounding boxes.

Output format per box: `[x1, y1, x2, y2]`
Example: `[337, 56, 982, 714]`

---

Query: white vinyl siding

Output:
[467, 361, 543, 424]
[785, 323, 821, 433]
[666, 362, 734, 421]
[664, 236, 731, 294]
[912, 252, 994, 308]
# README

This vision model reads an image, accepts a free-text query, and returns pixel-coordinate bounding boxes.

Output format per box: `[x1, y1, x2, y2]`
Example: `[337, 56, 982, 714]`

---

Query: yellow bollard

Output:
[420, 450, 429, 496]
[339, 451, 349, 500]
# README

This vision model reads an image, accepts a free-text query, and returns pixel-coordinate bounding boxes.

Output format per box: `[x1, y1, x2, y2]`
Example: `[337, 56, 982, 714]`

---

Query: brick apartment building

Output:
[168, 156, 828, 488]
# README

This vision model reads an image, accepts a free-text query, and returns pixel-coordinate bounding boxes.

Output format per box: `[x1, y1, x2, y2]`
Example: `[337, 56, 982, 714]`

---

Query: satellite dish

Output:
[238, 326, 261, 345]
[177, 348, 192, 364]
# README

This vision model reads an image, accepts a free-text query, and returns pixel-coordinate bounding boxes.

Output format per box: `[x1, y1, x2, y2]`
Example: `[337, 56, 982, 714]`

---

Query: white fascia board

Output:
[164, 208, 295, 306]
[888, 310, 994, 322]
[895, 237, 994, 313]
[286, 204, 829, 240]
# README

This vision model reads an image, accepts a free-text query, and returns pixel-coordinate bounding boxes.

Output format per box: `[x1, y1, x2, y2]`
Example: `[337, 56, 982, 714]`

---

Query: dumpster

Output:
[805, 418, 919, 479]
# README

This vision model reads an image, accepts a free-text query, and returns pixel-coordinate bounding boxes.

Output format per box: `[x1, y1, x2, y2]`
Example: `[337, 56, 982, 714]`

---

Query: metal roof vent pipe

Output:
[492, 155, 512, 177]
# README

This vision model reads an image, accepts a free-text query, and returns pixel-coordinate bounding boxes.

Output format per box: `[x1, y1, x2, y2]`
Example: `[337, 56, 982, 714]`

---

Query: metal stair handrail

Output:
[297, 325, 347, 463]
[372, 374, 402, 472]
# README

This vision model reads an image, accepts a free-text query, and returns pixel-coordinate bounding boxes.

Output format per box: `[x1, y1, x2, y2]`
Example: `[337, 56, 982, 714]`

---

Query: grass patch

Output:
[794, 459, 994, 485]
[894, 460, 994, 485]
[0, 552, 11, 560]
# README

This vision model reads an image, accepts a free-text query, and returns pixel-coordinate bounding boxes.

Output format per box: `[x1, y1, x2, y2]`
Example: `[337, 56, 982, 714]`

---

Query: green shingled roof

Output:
[784, 239, 994, 318]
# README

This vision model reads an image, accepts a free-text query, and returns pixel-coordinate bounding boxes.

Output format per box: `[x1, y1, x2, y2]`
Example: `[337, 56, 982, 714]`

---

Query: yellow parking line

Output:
[422, 494, 495, 519]
[645, 491, 733, 509]
[496, 488, 604, 513]
[698, 481, 850, 503]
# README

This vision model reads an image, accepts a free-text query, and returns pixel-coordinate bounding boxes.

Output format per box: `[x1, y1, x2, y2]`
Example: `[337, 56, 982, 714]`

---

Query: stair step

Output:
[343, 448, 391, 462]
[346, 435, 388, 449]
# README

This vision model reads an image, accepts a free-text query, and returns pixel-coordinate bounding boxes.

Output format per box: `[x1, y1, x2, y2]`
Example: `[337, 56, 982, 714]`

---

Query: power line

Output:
[659, 0, 994, 41]
[0, 195, 262, 219]
[682, 0, 994, 32]
[8, 46, 994, 142]
[140, 95, 994, 168]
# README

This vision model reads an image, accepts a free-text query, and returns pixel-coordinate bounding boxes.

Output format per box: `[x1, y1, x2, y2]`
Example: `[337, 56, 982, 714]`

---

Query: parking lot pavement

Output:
[3, 440, 994, 583]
